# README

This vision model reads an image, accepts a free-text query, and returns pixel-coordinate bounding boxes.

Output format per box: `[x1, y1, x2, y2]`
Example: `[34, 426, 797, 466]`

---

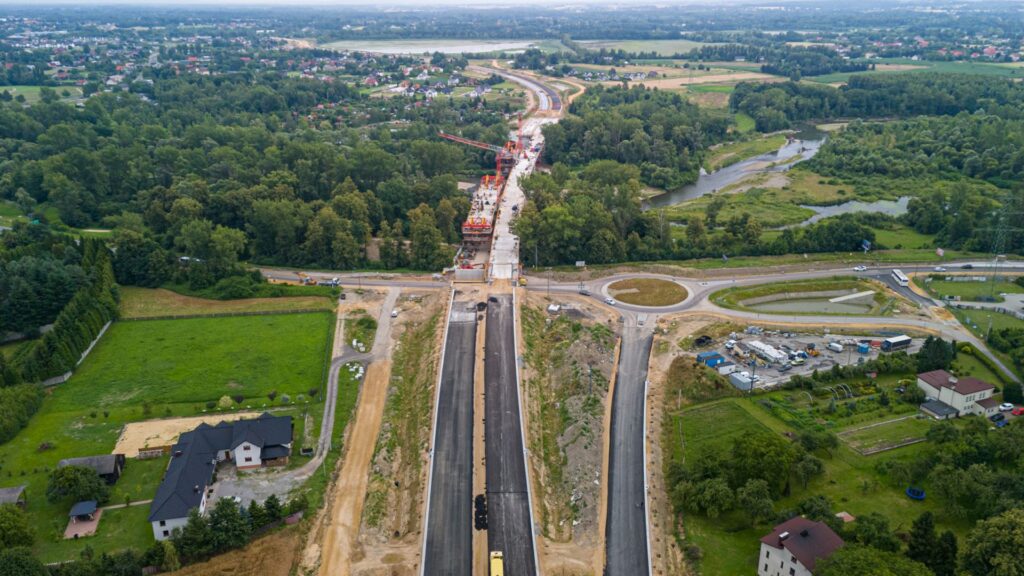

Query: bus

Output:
[882, 335, 912, 352]
[892, 269, 910, 287]
[489, 551, 504, 576]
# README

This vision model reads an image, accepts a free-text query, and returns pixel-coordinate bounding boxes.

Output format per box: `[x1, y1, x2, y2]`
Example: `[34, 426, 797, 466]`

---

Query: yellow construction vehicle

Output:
[489, 551, 504, 576]
[297, 272, 315, 286]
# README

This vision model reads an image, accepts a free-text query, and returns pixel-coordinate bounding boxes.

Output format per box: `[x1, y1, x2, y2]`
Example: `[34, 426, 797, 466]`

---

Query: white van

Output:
[827, 342, 843, 353]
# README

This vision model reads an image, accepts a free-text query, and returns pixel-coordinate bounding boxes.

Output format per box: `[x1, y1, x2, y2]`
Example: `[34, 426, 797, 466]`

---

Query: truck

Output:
[827, 342, 844, 353]
[881, 335, 912, 352]
[490, 551, 504, 576]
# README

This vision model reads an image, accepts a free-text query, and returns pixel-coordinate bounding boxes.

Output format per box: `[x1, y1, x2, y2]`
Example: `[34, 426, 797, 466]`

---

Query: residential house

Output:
[58, 454, 126, 485]
[916, 369, 997, 418]
[758, 516, 844, 576]
[148, 413, 292, 541]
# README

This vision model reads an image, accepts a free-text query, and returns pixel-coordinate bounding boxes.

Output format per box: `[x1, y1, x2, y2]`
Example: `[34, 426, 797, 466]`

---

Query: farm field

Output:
[806, 58, 1022, 84]
[119, 287, 335, 318]
[576, 39, 709, 55]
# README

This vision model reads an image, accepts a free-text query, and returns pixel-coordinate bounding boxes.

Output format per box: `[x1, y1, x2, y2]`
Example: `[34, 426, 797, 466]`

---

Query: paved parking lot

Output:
[691, 329, 924, 389]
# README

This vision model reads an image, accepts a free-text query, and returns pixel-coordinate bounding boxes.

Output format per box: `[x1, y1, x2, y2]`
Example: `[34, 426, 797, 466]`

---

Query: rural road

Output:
[422, 295, 478, 576]
[317, 287, 399, 576]
[605, 325, 654, 576]
[485, 294, 538, 576]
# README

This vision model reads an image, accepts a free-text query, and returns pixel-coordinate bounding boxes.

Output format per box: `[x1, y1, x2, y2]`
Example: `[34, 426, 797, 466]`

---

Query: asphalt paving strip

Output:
[485, 294, 538, 576]
[605, 327, 654, 576]
[423, 299, 478, 576]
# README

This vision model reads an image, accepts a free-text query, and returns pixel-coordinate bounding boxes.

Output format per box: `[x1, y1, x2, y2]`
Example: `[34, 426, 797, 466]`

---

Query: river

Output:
[644, 126, 826, 210]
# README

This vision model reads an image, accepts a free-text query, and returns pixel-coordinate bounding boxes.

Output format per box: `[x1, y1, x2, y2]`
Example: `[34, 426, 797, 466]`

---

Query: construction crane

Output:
[437, 115, 526, 181]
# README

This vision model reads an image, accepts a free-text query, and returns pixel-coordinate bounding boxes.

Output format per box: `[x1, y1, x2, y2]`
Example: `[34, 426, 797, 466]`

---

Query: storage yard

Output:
[687, 328, 924, 390]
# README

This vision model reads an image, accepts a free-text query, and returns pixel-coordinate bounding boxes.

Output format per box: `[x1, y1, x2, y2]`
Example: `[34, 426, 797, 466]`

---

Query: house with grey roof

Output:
[148, 413, 292, 541]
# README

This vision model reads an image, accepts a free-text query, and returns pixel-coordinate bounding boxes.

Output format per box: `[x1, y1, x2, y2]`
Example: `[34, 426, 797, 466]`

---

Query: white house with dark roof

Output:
[917, 369, 997, 418]
[148, 413, 292, 541]
[758, 516, 844, 576]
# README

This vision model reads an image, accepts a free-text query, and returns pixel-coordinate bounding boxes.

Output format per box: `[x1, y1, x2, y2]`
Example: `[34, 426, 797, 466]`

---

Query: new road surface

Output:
[422, 298, 478, 576]
[485, 294, 537, 576]
[605, 327, 653, 576]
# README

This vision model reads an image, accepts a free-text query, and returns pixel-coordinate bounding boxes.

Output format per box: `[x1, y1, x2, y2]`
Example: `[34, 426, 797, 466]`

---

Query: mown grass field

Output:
[119, 287, 335, 318]
[607, 278, 688, 306]
[0, 85, 83, 104]
[58, 313, 332, 408]
[916, 277, 1024, 302]
[673, 398, 971, 575]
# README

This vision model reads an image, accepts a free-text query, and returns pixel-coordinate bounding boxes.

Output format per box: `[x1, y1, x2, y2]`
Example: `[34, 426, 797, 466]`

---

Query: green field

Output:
[871, 224, 935, 250]
[577, 39, 708, 56]
[807, 58, 1022, 84]
[55, 314, 332, 408]
[916, 277, 1024, 302]
[839, 417, 931, 454]
[0, 85, 83, 104]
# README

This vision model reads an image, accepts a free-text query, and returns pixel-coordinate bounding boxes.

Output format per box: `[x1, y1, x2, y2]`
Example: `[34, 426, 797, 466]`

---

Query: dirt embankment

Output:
[522, 292, 619, 575]
[174, 527, 304, 576]
[352, 291, 447, 576]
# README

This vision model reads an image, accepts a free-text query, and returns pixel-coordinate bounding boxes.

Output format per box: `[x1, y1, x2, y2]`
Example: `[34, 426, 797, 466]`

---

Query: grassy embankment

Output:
[710, 277, 900, 315]
[521, 305, 614, 539]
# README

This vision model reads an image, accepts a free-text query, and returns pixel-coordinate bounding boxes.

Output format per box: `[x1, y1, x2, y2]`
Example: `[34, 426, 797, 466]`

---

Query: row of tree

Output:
[689, 44, 870, 80]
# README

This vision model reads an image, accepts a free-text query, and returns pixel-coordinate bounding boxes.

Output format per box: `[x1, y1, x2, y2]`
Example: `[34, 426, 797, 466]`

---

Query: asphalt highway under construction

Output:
[485, 294, 538, 576]
[422, 299, 478, 576]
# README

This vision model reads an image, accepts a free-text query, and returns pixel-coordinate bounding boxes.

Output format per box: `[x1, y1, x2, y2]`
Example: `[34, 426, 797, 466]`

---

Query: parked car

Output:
[579, 288, 591, 296]
[853, 265, 867, 272]
[990, 413, 1006, 423]
[1000, 403, 1014, 412]
[1013, 407, 1024, 417]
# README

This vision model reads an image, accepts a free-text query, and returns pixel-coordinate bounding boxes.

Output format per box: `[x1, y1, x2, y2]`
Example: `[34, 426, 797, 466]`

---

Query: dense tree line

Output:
[0, 225, 86, 333]
[541, 85, 731, 189]
[730, 73, 1024, 131]
[989, 328, 1024, 371]
[16, 237, 118, 383]
[809, 115, 1024, 190]
[689, 44, 869, 79]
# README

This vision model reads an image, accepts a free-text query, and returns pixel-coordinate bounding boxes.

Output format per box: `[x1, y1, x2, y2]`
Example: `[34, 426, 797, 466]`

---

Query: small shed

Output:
[729, 373, 752, 391]
[0, 485, 27, 508]
[69, 500, 98, 523]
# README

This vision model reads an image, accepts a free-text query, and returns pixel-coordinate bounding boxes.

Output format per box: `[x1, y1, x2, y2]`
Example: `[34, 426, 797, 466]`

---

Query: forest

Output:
[541, 85, 732, 189]
[730, 73, 1024, 131]
[689, 44, 870, 79]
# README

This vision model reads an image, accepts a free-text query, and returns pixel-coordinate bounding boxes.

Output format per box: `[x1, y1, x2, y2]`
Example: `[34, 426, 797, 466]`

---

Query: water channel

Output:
[644, 126, 827, 210]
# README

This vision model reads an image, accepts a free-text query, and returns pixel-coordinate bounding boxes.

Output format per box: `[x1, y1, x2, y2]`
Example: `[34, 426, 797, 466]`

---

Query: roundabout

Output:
[605, 277, 689, 307]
